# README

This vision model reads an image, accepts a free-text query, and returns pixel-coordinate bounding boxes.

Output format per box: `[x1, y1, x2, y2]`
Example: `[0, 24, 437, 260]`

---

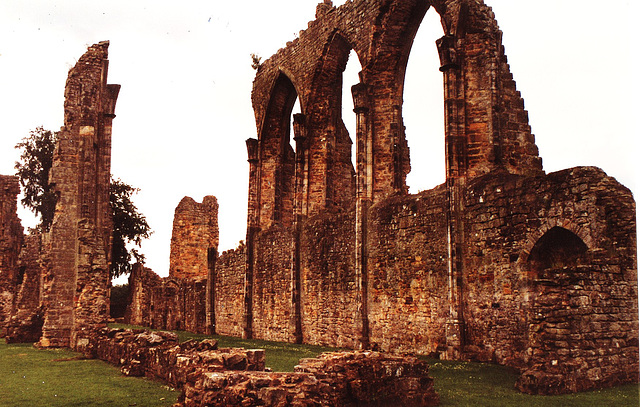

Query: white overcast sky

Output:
[1, 0, 637, 282]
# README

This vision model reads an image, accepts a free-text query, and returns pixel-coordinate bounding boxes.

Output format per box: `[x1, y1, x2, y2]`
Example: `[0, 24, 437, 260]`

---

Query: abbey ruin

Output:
[1, 0, 638, 400]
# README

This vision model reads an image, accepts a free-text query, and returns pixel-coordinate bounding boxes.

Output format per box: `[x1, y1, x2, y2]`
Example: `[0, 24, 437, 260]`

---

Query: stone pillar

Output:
[290, 114, 307, 343]
[206, 247, 217, 334]
[438, 34, 466, 359]
[38, 42, 119, 350]
[352, 82, 372, 349]
[244, 138, 260, 339]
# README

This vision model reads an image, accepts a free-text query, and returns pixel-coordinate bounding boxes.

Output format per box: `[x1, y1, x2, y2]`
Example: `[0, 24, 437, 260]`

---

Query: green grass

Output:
[2, 326, 639, 406]
[0, 342, 177, 407]
[425, 358, 639, 406]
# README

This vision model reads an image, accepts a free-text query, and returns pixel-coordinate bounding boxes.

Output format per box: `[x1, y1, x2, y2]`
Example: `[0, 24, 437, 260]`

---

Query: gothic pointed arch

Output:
[258, 71, 300, 229]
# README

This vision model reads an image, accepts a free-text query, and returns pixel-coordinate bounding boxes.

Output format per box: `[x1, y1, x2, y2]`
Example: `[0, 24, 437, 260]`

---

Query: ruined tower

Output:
[38, 41, 120, 349]
[169, 195, 219, 280]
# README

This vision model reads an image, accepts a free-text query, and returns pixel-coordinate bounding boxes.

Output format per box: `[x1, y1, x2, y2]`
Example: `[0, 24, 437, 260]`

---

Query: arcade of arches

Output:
[0, 0, 636, 398]
[238, 0, 638, 394]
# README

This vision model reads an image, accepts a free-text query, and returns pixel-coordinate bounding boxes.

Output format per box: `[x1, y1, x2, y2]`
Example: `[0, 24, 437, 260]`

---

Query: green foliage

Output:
[14, 126, 58, 231]
[110, 178, 151, 279]
[0, 342, 177, 406]
[109, 284, 130, 318]
[14, 127, 151, 279]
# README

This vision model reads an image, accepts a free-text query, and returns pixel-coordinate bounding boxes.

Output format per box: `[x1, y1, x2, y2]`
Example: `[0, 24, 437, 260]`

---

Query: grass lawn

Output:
[0, 341, 177, 407]
[426, 358, 639, 406]
[2, 326, 639, 406]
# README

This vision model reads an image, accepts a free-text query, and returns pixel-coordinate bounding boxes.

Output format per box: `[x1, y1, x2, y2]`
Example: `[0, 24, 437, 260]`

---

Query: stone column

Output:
[244, 138, 260, 339]
[438, 34, 466, 359]
[290, 114, 307, 343]
[206, 247, 217, 334]
[352, 82, 372, 349]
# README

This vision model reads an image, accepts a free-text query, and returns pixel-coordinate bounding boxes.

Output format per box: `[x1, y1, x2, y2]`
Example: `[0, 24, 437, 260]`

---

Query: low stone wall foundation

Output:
[87, 328, 439, 406]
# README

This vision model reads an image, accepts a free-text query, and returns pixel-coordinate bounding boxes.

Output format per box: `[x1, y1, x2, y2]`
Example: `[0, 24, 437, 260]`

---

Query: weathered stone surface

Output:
[2, 0, 633, 398]
[0, 175, 23, 337]
[89, 329, 438, 407]
[170, 196, 219, 280]
[5, 232, 44, 343]
[125, 263, 208, 333]
[179, 351, 439, 407]
[234, 0, 637, 396]
[38, 41, 119, 350]
[88, 328, 265, 389]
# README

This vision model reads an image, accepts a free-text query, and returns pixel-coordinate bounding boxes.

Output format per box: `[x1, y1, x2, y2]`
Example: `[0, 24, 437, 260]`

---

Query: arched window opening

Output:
[403, 10, 445, 194]
[312, 32, 358, 211]
[343, 49, 361, 180]
[528, 226, 588, 273]
[260, 73, 298, 228]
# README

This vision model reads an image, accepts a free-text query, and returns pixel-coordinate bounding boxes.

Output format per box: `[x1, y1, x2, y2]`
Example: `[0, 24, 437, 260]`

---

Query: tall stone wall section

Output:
[0, 175, 23, 336]
[232, 0, 638, 396]
[38, 41, 120, 349]
[5, 232, 44, 343]
[121, 0, 636, 395]
[299, 209, 358, 348]
[169, 196, 219, 279]
[213, 246, 246, 338]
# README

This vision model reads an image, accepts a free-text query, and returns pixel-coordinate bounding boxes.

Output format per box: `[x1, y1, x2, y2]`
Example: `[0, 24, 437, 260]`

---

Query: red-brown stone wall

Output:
[300, 209, 358, 348]
[125, 264, 208, 334]
[0, 175, 23, 336]
[213, 246, 245, 337]
[462, 167, 638, 378]
[39, 41, 119, 349]
[251, 226, 293, 342]
[169, 196, 219, 280]
[125, 263, 161, 328]
[367, 186, 450, 355]
[5, 232, 44, 343]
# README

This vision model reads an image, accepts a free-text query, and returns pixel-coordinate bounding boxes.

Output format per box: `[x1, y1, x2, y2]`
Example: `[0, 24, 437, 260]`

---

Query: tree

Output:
[14, 127, 58, 231]
[15, 127, 151, 279]
[110, 178, 150, 278]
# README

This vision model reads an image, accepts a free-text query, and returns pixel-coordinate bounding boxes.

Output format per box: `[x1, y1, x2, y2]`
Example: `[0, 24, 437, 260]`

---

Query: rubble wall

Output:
[5, 232, 43, 343]
[0, 175, 23, 336]
[87, 328, 439, 407]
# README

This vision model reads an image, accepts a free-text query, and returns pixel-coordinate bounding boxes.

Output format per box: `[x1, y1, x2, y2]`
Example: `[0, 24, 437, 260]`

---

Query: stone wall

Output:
[367, 186, 449, 356]
[0, 175, 23, 336]
[38, 41, 120, 349]
[213, 246, 246, 338]
[182, 351, 439, 407]
[232, 0, 638, 395]
[170, 196, 219, 279]
[5, 232, 44, 343]
[86, 327, 439, 407]
[126, 263, 208, 334]
[299, 209, 358, 348]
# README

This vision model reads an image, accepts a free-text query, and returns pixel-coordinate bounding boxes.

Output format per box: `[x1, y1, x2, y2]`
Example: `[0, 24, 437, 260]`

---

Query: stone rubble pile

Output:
[87, 328, 439, 406]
